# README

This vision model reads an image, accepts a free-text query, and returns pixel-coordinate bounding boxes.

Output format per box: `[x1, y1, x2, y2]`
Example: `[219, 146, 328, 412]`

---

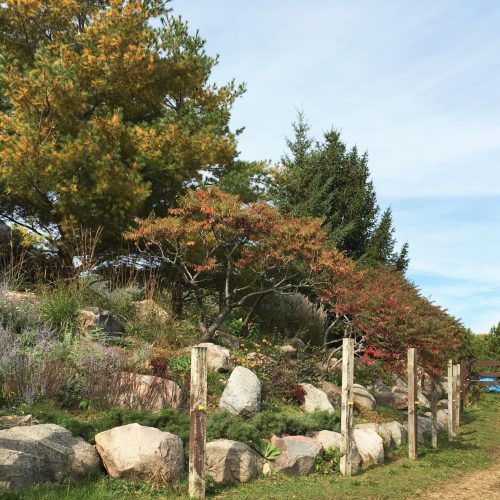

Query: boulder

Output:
[134, 299, 170, 325]
[278, 345, 297, 354]
[220, 366, 261, 417]
[0, 424, 101, 491]
[423, 410, 448, 430]
[270, 435, 323, 476]
[77, 307, 124, 335]
[355, 423, 392, 449]
[214, 331, 241, 349]
[197, 343, 233, 372]
[353, 384, 376, 411]
[206, 439, 262, 484]
[369, 380, 407, 409]
[313, 430, 361, 472]
[95, 423, 183, 482]
[352, 428, 384, 468]
[437, 399, 448, 410]
[0, 414, 38, 430]
[279, 339, 306, 353]
[116, 372, 183, 411]
[379, 421, 407, 447]
[299, 383, 334, 413]
[321, 381, 342, 406]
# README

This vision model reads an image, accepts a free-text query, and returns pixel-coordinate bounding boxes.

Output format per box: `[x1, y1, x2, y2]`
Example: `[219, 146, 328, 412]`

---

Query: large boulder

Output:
[134, 299, 170, 325]
[270, 435, 323, 476]
[220, 366, 261, 417]
[369, 380, 407, 409]
[353, 384, 376, 411]
[206, 439, 262, 484]
[352, 428, 384, 468]
[279, 338, 305, 354]
[214, 331, 241, 349]
[0, 424, 101, 491]
[355, 423, 392, 449]
[379, 421, 407, 448]
[312, 430, 361, 472]
[321, 381, 342, 406]
[299, 383, 334, 413]
[197, 342, 233, 372]
[116, 372, 183, 411]
[0, 414, 38, 430]
[77, 307, 124, 336]
[95, 423, 183, 481]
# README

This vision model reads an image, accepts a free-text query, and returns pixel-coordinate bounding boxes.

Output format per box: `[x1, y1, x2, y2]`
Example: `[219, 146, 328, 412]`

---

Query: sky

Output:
[173, 0, 500, 333]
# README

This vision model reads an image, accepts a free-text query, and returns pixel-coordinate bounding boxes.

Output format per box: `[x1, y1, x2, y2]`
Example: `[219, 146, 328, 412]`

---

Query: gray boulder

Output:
[0, 415, 38, 430]
[197, 342, 233, 372]
[95, 423, 183, 481]
[299, 383, 334, 413]
[214, 331, 241, 349]
[0, 424, 101, 491]
[369, 380, 407, 409]
[77, 307, 124, 335]
[220, 366, 261, 417]
[321, 381, 342, 406]
[353, 428, 384, 468]
[206, 439, 262, 484]
[270, 435, 323, 476]
[353, 384, 376, 411]
[379, 421, 407, 447]
[355, 423, 392, 449]
[312, 430, 361, 472]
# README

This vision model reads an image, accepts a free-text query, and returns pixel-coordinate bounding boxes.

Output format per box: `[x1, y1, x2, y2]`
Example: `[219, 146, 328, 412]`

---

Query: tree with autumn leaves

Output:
[0, 0, 242, 251]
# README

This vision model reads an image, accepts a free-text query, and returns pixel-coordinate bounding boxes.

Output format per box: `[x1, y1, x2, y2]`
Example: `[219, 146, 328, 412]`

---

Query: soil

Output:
[419, 452, 500, 499]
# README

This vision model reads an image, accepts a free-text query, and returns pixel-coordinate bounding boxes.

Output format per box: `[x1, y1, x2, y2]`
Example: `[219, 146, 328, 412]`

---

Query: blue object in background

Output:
[478, 377, 500, 393]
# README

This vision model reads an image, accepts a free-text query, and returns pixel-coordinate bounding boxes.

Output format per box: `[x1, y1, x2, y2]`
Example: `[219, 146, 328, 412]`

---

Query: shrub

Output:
[39, 285, 80, 341]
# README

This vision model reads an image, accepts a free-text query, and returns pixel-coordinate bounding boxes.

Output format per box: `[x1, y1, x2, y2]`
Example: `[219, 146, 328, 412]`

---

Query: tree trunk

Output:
[171, 279, 184, 319]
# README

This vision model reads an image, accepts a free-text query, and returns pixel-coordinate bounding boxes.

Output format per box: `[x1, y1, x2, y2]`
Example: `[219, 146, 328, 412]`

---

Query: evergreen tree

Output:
[274, 113, 409, 270]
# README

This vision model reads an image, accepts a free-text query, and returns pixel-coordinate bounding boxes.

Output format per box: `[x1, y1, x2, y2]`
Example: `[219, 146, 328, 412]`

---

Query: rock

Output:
[417, 392, 430, 409]
[299, 383, 334, 413]
[270, 435, 323, 476]
[313, 430, 361, 472]
[423, 410, 448, 430]
[214, 331, 241, 349]
[220, 366, 261, 417]
[206, 439, 262, 484]
[369, 380, 407, 409]
[355, 423, 392, 449]
[77, 307, 124, 335]
[0, 424, 101, 491]
[134, 299, 170, 325]
[0, 414, 38, 430]
[353, 384, 376, 411]
[279, 339, 306, 353]
[95, 423, 183, 482]
[116, 372, 183, 411]
[278, 345, 297, 354]
[321, 381, 342, 406]
[196, 343, 233, 372]
[353, 428, 384, 468]
[437, 399, 448, 409]
[379, 421, 407, 447]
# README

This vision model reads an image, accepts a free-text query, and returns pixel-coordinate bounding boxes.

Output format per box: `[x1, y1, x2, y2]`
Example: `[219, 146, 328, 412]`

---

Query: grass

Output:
[2, 394, 498, 499]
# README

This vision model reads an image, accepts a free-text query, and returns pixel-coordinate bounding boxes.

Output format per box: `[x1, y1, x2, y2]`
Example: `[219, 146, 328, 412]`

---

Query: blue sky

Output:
[173, 0, 500, 332]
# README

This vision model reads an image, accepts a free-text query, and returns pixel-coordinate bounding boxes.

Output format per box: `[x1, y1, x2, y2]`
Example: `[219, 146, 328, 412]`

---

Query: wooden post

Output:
[189, 346, 207, 499]
[447, 359, 455, 441]
[430, 377, 438, 449]
[452, 364, 459, 433]
[340, 337, 354, 477]
[460, 360, 468, 410]
[455, 364, 461, 427]
[407, 348, 417, 460]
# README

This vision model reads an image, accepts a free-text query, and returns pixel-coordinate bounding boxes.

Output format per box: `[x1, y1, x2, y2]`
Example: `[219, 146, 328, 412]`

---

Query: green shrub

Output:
[39, 286, 79, 340]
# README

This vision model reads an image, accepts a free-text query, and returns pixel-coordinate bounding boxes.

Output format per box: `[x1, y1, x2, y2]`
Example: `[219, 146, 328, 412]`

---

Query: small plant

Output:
[79, 399, 91, 411]
[150, 356, 169, 378]
[168, 354, 191, 377]
[290, 384, 306, 405]
[254, 440, 282, 462]
[315, 447, 341, 475]
[40, 285, 80, 341]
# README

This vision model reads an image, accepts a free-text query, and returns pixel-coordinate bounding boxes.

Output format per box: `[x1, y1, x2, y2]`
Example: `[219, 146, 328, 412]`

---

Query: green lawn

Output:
[2, 395, 499, 500]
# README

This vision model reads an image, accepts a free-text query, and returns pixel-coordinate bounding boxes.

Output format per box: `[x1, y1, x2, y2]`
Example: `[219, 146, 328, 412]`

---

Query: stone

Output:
[437, 399, 448, 409]
[353, 384, 376, 411]
[355, 423, 391, 449]
[220, 366, 261, 417]
[352, 428, 384, 468]
[278, 345, 297, 354]
[77, 307, 124, 335]
[0, 414, 38, 430]
[270, 435, 323, 476]
[313, 430, 361, 473]
[197, 342, 233, 372]
[95, 423, 183, 482]
[0, 424, 101, 491]
[423, 410, 448, 430]
[320, 381, 342, 406]
[379, 421, 407, 447]
[116, 372, 183, 411]
[299, 383, 334, 413]
[134, 299, 170, 325]
[369, 380, 407, 409]
[214, 331, 241, 349]
[288, 338, 306, 350]
[206, 439, 262, 484]
[417, 392, 430, 409]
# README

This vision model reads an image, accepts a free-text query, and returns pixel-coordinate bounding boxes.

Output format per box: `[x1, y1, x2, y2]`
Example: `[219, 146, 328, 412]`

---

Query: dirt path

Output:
[419, 461, 500, 499]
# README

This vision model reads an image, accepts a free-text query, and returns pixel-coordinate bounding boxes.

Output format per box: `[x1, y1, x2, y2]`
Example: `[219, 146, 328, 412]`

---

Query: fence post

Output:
[447, 359, 455, 441]
[455, 364, 461, 427]
[189, 346, 207, 499]
[430, 377, 438, 449]
[407, 348, 417, 460]
[460, 360, 468, 410]
[340, 337, 354, 477]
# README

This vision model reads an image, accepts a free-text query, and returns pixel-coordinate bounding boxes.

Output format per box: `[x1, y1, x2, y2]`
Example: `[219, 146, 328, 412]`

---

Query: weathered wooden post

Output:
[455, 364, 461, 427]
[430, 377, 438, 449]
[460, 360, 468, 411]
[189, 346, 207, 499]
[447, 359, 455, 441]
[340, 337, 354, 477]
[407, 348, 417, 460]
